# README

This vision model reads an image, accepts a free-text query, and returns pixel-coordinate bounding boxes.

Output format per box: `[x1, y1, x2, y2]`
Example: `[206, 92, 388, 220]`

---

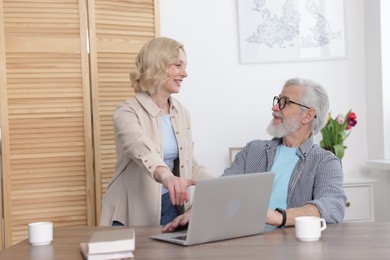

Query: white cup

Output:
[28, 222, 53, 246]
[295, 216, 327, 242]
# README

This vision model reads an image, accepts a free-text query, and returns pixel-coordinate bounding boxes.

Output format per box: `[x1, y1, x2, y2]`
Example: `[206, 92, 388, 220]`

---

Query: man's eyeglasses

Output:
[273, 96, 311, 110]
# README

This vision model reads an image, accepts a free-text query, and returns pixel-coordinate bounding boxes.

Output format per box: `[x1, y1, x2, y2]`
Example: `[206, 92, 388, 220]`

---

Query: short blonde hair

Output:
[130, 37, 185, 94]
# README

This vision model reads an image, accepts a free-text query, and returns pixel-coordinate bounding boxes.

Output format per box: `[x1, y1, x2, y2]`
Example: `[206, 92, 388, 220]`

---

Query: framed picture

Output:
[237, 0, 346, 64]
[229, 147, 243, 164]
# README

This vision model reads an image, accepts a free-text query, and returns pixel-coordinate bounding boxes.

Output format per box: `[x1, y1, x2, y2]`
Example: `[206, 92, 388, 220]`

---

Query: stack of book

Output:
[80, 228, 135, 260]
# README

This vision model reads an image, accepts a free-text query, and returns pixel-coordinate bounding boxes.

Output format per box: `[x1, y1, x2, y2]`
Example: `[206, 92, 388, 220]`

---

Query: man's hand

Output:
[162, 210, 191, 233]
[266, 208, 284, 226]
[154, 166, 196, 206]
[266, 205, 321, 227]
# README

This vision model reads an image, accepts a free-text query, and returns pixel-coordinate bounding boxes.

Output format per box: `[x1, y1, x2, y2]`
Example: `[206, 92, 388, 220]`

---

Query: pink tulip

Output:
[336, 114, 344, 124]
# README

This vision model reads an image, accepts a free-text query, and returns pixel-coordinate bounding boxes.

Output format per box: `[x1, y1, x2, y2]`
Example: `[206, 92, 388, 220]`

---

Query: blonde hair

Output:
[130, 37, 185, 94]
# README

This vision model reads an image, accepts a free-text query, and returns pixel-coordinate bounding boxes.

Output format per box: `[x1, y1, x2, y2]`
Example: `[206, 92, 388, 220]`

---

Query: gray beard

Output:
[266, 117, 300, 138]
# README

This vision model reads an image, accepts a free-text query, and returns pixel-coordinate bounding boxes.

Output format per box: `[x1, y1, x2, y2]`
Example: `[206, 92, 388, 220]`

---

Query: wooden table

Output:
[1, 222, 390, 259]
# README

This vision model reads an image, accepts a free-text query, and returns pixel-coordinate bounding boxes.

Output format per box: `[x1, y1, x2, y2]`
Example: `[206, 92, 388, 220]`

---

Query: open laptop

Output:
[150, 172, 275, 246]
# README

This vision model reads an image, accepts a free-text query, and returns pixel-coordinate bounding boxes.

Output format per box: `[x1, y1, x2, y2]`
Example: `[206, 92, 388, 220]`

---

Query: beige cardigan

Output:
[100, 92, 212, 226]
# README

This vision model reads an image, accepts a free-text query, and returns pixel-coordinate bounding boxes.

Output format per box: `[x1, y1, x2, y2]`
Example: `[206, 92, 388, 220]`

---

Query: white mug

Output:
[28, 222, 53, 246]
[295, 216, 327, 242]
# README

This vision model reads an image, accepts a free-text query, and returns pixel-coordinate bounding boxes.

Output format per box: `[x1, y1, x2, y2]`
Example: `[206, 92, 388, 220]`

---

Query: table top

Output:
[1, 222, 390, 259]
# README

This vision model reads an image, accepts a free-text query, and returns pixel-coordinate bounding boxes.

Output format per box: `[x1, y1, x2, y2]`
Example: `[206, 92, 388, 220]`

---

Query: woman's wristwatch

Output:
[275, 208, 286, 228]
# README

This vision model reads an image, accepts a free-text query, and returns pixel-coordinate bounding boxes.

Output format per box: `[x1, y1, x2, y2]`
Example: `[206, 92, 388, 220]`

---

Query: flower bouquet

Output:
[320, 110, 357, 160]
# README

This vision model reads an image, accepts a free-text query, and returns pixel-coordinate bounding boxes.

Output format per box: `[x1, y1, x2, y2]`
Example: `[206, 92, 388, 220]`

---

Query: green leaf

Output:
[319, 109, 354, 160]
[333, 144, 345, 160]
[320, 126, 334, 148]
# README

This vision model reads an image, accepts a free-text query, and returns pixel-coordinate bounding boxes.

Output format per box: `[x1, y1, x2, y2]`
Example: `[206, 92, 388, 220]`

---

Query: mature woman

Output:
[100, 37, 212, 227]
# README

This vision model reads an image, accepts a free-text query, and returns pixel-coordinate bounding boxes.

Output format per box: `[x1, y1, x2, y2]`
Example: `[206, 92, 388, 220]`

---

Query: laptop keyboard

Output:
[173, 235, 187, 241]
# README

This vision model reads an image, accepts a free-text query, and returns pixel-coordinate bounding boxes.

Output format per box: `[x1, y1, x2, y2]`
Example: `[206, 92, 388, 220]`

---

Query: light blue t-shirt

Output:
[268, 145, 299, 210]
[161, 114, 178, 195]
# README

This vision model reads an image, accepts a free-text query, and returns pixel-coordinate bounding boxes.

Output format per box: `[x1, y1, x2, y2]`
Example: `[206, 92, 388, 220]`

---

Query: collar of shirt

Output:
[266, 136, 314, 159]
[135, 91, 178, 117]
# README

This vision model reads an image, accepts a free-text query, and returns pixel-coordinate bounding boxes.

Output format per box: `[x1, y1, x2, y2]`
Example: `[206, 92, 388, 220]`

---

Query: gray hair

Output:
[283, 78, 329, 134]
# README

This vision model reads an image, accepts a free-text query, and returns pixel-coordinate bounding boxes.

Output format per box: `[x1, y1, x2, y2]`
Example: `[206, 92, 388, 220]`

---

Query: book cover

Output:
[87, 228, 135, 254]
[80, 243, 134, 260]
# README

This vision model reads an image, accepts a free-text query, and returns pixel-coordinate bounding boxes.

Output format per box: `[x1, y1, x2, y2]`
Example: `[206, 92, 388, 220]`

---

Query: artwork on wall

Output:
[237, 0, 346, 64]
[229, 147, 243, 164]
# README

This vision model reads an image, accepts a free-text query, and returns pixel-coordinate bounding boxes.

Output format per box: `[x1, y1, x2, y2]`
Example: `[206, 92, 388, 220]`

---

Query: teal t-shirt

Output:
[268, 145, 299, 210]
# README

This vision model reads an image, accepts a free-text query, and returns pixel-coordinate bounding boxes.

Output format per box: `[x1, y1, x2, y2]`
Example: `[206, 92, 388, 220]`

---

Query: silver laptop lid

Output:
[185, 172, 275, 245]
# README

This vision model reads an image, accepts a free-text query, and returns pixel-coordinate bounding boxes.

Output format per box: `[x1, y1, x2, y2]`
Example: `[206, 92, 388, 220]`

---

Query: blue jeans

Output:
[160, 192, 179, 225]
[112, 220, 124, 226]
[111, 193, 179, 226]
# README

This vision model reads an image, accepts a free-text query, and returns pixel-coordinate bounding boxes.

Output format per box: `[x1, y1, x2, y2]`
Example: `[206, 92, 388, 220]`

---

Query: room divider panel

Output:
[0, 0, 159, 248]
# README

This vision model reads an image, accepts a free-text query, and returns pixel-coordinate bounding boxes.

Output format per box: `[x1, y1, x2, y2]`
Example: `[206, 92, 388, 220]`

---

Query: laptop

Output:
[150, 172, 275, 246]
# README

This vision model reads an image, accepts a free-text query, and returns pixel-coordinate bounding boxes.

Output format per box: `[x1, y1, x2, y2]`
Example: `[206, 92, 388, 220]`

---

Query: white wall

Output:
[160, 0, 366, 175]
[159, 0, 390, 222]
[364, 0, 390, 222]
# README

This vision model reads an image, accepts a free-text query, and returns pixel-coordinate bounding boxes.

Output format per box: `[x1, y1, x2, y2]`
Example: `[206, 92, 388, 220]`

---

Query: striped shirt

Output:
[223, 136, 346, 223]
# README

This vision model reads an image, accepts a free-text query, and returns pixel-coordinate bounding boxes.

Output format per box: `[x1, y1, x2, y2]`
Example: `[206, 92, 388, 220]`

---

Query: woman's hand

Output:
[154, 166, 196, 206]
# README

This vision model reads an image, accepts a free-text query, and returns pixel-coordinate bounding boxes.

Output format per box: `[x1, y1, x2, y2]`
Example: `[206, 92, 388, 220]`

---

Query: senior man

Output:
[163, 77, 346, 231]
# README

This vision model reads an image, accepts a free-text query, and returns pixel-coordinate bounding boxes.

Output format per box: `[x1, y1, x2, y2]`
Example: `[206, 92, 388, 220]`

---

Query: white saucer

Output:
[30, 240, 52, 246]
[297, 237, 320, 242]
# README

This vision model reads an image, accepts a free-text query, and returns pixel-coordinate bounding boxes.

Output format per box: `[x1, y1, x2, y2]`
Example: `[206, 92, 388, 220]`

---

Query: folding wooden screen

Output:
[88, 0, 160, 224]
[0, 0, 159, 248]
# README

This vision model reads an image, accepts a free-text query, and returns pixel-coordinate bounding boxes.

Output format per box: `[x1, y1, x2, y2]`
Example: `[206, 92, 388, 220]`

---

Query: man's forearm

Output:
[285, 204, 320, 226]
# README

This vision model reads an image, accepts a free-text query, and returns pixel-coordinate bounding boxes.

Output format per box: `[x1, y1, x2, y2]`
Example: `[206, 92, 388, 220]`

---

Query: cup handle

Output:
[320, 219, 327, 231]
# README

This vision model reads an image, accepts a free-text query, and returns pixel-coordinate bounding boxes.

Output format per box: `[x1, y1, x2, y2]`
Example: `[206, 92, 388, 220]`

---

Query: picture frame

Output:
[237, 0, 346, 64]
[229, 147, 243, 164]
